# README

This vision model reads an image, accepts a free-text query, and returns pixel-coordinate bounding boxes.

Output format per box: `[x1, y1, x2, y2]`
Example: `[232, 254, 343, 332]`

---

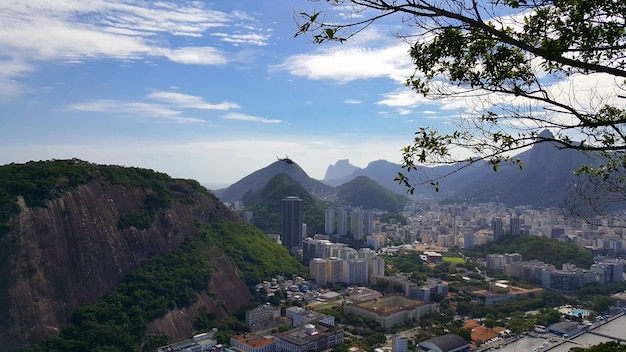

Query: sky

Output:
[0, 0, 463, 189]
[1, 1, 620, 190]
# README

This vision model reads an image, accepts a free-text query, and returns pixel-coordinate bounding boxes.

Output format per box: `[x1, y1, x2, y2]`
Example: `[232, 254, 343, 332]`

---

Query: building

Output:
[509, 217, 521, 236]
[408, 278, 448, 302]
[492, 217, 504, 241]
[541, 268, 596, 292]
[463, 233, 474, 250]
[337, 209, 348, 237]
[246, 304, 281, 326]
[343, 259, 368, 285]
[392, 334, 408, 352]
[546, 321, 582, 338]
[282, 196, 304, 251]
[420, 251, 443, 264]
[230, 333, 275, 352]
[325, 257, 343, 284]
[325, 208, 335, 235]
[285, 306, 334, 327]
[158, 331, 218, 352]
[485, 253, 522, 271]
[369, 257, 385, 281]
[364, 211, 374, 235]
[344, 295, 436, 329]
[351, 210, 364, 240]
[302, 238, 333, 263]
[418, 334, 470, 352]
[274, 323, 343, 352]
[309, 258, 328, 285]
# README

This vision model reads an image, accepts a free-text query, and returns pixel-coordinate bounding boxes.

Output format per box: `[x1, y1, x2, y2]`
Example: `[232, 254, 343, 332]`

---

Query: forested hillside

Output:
[0, 159, 305, 351]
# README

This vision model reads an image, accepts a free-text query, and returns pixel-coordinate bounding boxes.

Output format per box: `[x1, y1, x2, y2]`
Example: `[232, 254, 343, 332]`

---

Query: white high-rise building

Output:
[337, 209, 348, 236]
[364, 211, 374, 235]
[344, 259, 368, 285]
[325, 208, 336, 235]
[309, 258, 328, 285]
[392, 334, 408, 352]
[351, 210, 364, 240]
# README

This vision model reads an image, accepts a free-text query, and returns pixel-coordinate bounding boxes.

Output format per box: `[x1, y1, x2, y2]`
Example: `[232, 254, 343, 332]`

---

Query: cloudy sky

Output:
[3, 0, 604, 189]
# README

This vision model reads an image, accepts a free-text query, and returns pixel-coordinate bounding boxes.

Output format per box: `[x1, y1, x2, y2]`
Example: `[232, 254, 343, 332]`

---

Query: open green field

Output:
[443, 256, 465, 263]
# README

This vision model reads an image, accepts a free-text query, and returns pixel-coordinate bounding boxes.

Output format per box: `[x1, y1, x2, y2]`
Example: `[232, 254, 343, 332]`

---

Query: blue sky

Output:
[2, 1, 610, 189]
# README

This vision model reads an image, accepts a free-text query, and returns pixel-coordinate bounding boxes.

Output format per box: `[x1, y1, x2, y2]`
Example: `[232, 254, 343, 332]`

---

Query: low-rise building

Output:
[230, 333, 275, 352]
[285, 307, 334, 327]
[344, 295, 436, 329]
[418, 334, 470, 352]
[158, 331, 218, 352]
[274, 323, 343, 352]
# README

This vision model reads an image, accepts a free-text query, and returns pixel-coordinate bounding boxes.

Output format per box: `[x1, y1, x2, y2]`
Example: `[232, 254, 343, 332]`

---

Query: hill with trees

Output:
[242, 173, 328, 234]
[466, 235, 594, 269]
[0, 159, 304, 351]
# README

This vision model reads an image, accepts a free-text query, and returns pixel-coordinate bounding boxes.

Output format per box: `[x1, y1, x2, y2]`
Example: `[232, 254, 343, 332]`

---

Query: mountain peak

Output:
[323, 159, 360, 182]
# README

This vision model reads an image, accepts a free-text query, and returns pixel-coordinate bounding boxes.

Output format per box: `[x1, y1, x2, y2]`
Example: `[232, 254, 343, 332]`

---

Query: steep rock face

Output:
[0, 180, 238, 350]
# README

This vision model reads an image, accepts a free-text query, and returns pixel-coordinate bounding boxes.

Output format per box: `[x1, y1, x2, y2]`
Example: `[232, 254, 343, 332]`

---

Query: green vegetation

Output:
[571, 342, 626, 352]
[466, 235, 594, 269]
[201, 220, 307, 285]
[243, 173, 327, 234]
[0, 159, 218, 235]
[443, 257, 465, 264]
[27, 219, 304, 351]
[0, 159, 97, 235]
[336, 176, 409, 212]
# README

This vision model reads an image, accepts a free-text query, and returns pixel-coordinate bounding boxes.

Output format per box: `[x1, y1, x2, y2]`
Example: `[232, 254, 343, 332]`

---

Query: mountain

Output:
[242, 173, 328, 234]
[441, 130, 596, 207]
[0, 159, 304, 351]
[323, 159, 361, 182]
[335, 176, 410, 212]
[214, 159, 334, 204]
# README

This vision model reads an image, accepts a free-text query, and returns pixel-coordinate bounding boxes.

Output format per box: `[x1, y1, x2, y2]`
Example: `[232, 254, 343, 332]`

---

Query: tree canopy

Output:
[295, 0, 626, 217]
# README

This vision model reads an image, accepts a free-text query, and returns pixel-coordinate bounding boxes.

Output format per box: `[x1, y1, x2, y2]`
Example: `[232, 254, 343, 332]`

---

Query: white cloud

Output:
[211, 32, 271, 46]
[376, 88, 431, 108]
[0, 0, 269, 96]
[147, 91, 240, 110]
[223, 113, 282, 123]
[66, 99, 205, 123]
[159, 47, 228, 65]
[344, 99, 362, 104]
[274, 27, 412, 83]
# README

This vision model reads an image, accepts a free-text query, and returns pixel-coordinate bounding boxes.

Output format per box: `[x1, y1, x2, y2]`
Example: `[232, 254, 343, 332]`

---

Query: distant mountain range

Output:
[214, 130, 612, 211]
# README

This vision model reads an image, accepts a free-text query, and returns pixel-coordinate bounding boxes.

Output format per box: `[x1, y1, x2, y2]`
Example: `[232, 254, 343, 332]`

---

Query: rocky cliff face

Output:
[0, 179, 242, 350]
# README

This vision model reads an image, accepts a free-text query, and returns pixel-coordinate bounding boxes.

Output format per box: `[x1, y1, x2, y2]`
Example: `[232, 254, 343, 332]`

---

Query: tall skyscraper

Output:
[337, 209, 348, 236]
[363, 210, 374, 235]
[492, 217, 504, 241]
[282, 196, 303, 251]
[510, 217, 521, 236]
[325, 207, 335, 235]
[351, 210, 364, 240]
